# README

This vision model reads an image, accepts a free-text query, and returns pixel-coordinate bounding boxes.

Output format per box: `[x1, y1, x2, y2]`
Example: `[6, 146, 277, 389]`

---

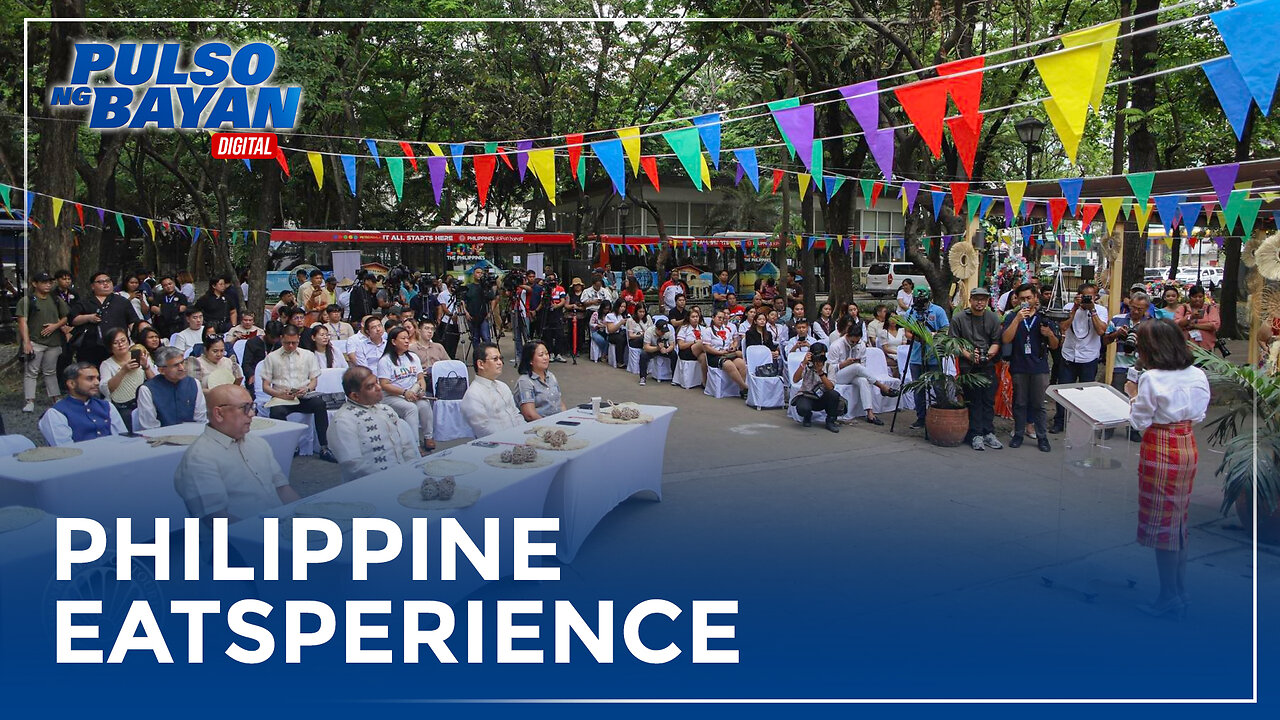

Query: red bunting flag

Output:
[871, 182, 883, 207]
[496, 146, 514, 170]
[1047, 198, 1068, 230]
[1079, 202, 1101, 227]
[1188, 236, 1198, 249]
[399, 142, 419, 172]
[474, 154, 497, 207]
[937, 56, 985, 130]
[274, 147, 290, 177]
[567, 134, 584, 180]
[946, 112, 983, 178]
[950, 182, 969, 214]
[641, 156, 661, 191]
[74, 203, 84, 228]
[771, 169, 785, 194]
[893, 77, 950, 158]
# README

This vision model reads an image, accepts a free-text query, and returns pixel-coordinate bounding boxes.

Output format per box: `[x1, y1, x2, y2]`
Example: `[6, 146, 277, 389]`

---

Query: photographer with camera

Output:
[905, 286, 950, 431]
[463, 265, 497, 358]
[507, 269, 533, 363]
[409, 274, 439, 325]
[540, 271, 569, 362]
[1174, 285, 1220, 352]
[1106, 290, 1151, 442]
[950, 286, 1004, 450]
[1001, 283, 1061, 451]
[436, 276, 463, 359]
[791, 342, 841, 433]
[1050, 282, 1109, 433]
[347, 271, 379, 325]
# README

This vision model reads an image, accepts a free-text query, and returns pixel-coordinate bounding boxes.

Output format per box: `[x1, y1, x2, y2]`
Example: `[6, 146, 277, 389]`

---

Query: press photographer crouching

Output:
[791, 342, 841, 434]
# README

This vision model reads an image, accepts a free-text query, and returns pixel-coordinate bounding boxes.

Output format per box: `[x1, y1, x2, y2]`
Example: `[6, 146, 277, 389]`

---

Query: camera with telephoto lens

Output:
[417, 273, 437, 293]
[1080, 294, 1094, 307]
[501, 268, 524, 294]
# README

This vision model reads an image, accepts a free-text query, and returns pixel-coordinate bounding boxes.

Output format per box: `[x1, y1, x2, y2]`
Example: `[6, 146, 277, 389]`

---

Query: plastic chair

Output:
[744, 345, 786, 409]
[648, 355, 674, 381]
[626, 346, 643, 375]
[704, 366, 741, 399]
[590, 342, 618, 366]
[864, 347, 905, 414]
[431, 359, 474, 442]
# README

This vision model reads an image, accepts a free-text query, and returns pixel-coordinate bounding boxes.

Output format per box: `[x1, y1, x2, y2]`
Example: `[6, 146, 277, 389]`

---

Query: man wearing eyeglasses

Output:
[136, 345, 208, 430]
[175, 384, 300, 523]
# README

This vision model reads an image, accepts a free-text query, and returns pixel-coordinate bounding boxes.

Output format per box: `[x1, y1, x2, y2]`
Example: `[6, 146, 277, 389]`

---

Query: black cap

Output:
[32, 271, 53, 282]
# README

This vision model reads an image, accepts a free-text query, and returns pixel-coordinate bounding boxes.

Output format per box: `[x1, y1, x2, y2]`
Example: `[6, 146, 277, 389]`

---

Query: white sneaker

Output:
[971, 436, 985, 451]
[639, 377, 647, 386]
[22, 400, 35, 413]
[983, 433, 1004, 450]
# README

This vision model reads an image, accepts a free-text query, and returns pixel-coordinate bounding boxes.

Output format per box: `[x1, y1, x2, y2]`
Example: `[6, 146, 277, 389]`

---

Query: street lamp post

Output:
[1014, 116, 1045, 181]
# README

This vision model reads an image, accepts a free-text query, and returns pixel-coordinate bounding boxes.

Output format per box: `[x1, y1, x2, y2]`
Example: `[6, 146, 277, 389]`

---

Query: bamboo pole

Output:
[1105, 227, 1124, 383]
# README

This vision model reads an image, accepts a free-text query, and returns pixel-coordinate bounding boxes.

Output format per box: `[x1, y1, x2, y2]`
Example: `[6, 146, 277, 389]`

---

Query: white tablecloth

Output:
[228, 437, 566, 604]
[482, 404, 676, 562]
[0, 421, 308, 527]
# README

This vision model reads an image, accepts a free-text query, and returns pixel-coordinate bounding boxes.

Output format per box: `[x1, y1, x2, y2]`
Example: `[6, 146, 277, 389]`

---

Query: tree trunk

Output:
[1218, 119, 1255, 338]
[31, 0, 84, 279]
[248, 169, 283, 320]
[1123, 0, 1161, 293]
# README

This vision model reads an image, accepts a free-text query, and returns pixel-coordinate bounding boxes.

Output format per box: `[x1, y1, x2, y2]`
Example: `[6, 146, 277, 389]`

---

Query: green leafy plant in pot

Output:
[896, 314, 990, 447]
[1192, 345, 1280, 544]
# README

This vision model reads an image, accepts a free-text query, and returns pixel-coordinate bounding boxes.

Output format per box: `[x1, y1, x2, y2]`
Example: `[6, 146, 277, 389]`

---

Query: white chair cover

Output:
[590, 342, 618, 366]
[672, 358, 702, 389]
[648, 355, 674, 381]
[744, 345, 786, 409]
[864, 347, 905, 413]
[626, 346, 642, 374]
[131, 408, 141, 432]
[431, 359, 474, 442]
[0, 435, 35, 455]
[232, 339, 248, 363]
[786, 351, 808, 388]
[330, 337, 347, 355]
[315, 367, 345, 394]
[704, 367, 740, 399]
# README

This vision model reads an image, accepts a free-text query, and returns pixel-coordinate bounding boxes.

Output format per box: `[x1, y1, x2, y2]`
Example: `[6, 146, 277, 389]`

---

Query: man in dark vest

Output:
[136, 345, 207, 430]
[38, 362, 128, 445]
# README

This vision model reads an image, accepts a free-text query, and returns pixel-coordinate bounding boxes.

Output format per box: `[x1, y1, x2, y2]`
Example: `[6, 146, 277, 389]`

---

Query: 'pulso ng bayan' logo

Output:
[47, 42, 303, 132]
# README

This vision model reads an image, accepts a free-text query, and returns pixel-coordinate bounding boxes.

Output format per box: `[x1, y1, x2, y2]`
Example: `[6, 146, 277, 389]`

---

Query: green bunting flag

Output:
[662, 127, 704, 190]
[387, 157, 404, 201]
[1223, 189, 1246, 230]
[966, 194, 983, 223]
[767, 97, 801, 159]
[0, 185, 9, 216]
[1126, 171, 1155, 207]
[577, 155, 587, 191]
[860, 179, 875, 206]
[1237, 196, 1263, 236]
[114, 212, 126, 236]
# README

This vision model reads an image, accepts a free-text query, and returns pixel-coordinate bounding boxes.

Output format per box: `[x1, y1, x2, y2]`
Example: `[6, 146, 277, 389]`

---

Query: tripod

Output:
[889, 331, 917, 433]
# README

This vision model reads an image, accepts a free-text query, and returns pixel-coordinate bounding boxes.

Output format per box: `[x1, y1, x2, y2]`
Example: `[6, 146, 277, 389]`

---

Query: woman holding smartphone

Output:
[99, 327, 155, 430]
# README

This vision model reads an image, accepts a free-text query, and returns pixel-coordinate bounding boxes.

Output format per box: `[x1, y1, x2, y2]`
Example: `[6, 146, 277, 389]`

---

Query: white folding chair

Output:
[169, 332, 182, 348]
[786, 351, 808, 389]
[672, 358, 702, 389]
[744, 345, 786, 409]
[431, 359, 474, 442]
[590, 342, 618, 366]
[704, 366, 740, 399]
[330, 337, 347, 355]
[0, 435, 35, 454]
[232, 339, 248, 363]
[648, 354, 674, 381]
[865, 347, 905, 414]
[626, 346, 643, 374]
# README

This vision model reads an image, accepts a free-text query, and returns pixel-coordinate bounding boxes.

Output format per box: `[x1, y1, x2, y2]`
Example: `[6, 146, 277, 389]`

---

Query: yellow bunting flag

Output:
[901, 192, 909, 215]
[307, 152, 324, 190]
[146, 219, 156, 241]
[1133, 201, 1154, 235]
[1034, 22, 1118, 163]
[1261, 192, 1280, 202]
[797, 173, 811, 201]
[527, 148, 556, 205]
[617, 127, 641, 175]
[1060, 22, 1119, 113]
[1099, 197, 1125, 231]
[795, 234, 802, 249]
[1005, 180, 1027, 215]
[427, 143, 444, 157]
[699, 153, 711, 190]
[51, 198, 63, 227]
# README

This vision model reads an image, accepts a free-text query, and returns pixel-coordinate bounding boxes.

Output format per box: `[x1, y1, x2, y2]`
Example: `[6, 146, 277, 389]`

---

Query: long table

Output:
[0, 420, 308, 527]
[229, 434, 568, 603]
[481, 404, 677, 562]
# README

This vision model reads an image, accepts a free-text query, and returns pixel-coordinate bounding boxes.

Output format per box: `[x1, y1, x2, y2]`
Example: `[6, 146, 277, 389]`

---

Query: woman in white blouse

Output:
[99, 327, 155, 430]
[602, 299, 630, 368]
[626, 304, 654, 355]
[311, 325, 348, 370]
[676, 305, 709, 384]
[377, 325, 434, 452]
[896, 279, 914, 314]
[187, 335, 244, 391]
[1128, 319, 1210, 619]
[812, 302, 836, 341]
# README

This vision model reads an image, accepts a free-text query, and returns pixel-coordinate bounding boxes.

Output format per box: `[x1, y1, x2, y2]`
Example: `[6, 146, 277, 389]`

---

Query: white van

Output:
[866, 262, 930, 297]
[1176, 266, 1224, 286]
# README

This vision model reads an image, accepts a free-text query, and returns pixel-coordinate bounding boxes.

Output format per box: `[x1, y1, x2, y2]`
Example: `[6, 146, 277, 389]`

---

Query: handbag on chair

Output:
[435, 371, 468, 401]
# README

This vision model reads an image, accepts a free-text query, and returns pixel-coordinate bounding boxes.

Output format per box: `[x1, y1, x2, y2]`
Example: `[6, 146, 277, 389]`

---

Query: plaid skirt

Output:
[1136, 421, 1198, 550]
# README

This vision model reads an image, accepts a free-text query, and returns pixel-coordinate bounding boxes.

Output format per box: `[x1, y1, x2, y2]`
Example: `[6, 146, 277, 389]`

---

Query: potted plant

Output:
[1192, 345, 1280, 544]
[896, 314, 989, 447]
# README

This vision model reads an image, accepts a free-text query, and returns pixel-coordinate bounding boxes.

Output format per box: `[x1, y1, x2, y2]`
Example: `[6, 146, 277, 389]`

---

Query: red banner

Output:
[269, 229, 575, 245]
[590, 234, 778, 248]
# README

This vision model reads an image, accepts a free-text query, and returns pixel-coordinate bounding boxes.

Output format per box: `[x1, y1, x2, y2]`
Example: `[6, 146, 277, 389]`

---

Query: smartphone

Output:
[576, 403, 592, 410]
[472, 441, 498, 448]
[130, 348, 142, 364]
[556, 420, 580, 426]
